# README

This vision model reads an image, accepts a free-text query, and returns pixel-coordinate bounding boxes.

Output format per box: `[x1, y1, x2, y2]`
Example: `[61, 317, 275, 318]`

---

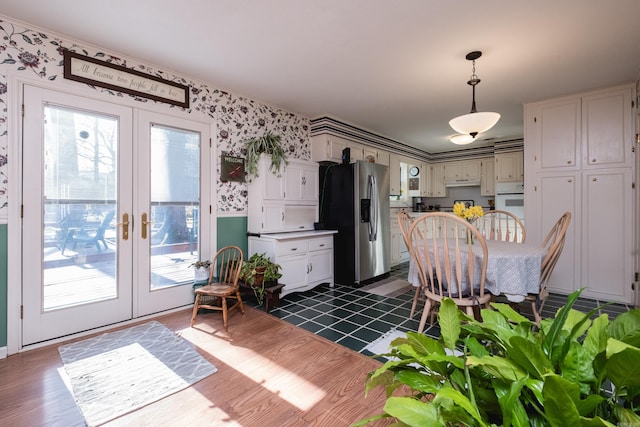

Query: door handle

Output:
[141, 212, 153, 239]
[117, 213, 129, 241]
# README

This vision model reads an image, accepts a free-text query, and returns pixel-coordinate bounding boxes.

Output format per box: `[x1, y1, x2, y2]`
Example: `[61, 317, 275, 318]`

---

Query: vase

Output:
[193, 266, 210, 284]
[466, 231, 474, 245]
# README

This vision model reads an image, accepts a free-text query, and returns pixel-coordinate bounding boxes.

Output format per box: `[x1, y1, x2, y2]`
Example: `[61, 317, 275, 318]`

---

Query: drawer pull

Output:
[290, 248, 298, 251]
[319, 244, 325, 247]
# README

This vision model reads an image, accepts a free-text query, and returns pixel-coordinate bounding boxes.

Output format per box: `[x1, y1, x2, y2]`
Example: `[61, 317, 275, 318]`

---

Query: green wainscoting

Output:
[216, 216, 248, 258]
[0, 225, 7, 348]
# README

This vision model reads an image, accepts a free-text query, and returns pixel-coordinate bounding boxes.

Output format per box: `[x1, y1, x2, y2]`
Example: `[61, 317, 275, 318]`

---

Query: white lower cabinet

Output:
[248, 231, 336, 297]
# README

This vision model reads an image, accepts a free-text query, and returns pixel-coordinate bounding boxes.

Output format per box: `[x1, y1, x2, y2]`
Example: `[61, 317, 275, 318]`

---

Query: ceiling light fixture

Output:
[449, 51, 500, 144]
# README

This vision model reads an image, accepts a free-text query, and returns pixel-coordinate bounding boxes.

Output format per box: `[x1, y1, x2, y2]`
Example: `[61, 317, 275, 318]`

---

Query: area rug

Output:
[58, 321, 217, 426]
[361, 279, 413, 297]
[363, 328, 407, 357]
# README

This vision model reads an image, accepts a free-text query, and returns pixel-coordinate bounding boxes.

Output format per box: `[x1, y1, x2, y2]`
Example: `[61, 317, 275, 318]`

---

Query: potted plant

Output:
[244, 133, 288, 178]
[240, 252, 282, 305]
[355, 289, 640, 426]
[189, 260, 211, 284]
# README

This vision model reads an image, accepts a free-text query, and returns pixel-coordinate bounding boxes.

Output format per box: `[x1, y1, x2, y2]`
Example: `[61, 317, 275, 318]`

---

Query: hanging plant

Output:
[244, 133, 288, 178]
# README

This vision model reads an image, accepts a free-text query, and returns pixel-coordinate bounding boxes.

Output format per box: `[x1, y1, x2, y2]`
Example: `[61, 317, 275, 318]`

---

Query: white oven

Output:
[495, 182, 524, 220]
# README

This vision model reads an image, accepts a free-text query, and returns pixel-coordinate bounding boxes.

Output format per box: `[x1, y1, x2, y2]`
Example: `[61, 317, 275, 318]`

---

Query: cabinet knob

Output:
[567, 160, 571, 164]
[592, 159, 596, 163]
[592, 177, 597, 182]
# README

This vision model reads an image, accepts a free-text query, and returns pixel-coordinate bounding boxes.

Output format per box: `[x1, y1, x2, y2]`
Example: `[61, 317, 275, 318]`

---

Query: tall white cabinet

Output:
[247, 156, 336, 296]
[524, 83, 636, 303]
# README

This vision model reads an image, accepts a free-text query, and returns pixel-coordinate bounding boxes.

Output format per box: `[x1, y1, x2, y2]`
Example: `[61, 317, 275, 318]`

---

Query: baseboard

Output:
[0, 346, 7, 359]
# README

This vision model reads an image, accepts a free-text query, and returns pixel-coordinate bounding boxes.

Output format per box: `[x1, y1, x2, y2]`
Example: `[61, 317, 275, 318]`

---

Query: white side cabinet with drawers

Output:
[248, 230, 337, 297]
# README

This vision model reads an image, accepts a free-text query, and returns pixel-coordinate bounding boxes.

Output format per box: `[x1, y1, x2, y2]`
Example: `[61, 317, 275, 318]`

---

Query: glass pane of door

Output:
[149, 124, 200, 290]
[43, 105, 118, 310]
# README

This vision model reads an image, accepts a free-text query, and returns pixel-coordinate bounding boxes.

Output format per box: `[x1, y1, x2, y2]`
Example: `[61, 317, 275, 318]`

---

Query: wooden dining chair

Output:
[397, 210, 423, 319]
[408, 212, 491, 333]
[526, 211, 571, 324]
[474, 209, 526, 243]
[190, 246, 245, 331]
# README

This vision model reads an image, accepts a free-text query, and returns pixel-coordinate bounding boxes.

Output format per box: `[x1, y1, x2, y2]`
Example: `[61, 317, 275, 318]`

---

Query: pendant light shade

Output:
[449, 51, 500, 144]
[449, 111, 501, 135]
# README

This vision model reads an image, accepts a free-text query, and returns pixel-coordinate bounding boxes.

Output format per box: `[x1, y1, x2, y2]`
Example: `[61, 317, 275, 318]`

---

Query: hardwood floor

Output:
[0, 306, 393, 426]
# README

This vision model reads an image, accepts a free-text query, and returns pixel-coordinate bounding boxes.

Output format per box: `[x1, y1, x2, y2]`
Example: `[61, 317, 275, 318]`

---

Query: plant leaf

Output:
[543, 289, 582, 358]
[466, 355, 528, 382]
[383, 396, 445, 427]
[433, 387, 488, 427]
[561, 342, 596, 393]
[542, 374, 582, 427]
[605, 338, 640, 388]
[508, 336, 553, 379]
[395, 369, 443, 393]
[439, 298, 461, 350]
[490, 302, 531, 325]
[582, 313, 609, 358]
[607, 309, 640, 347]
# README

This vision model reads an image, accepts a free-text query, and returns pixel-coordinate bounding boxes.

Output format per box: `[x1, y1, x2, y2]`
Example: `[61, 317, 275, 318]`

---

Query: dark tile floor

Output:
[266, 262, 632, 355]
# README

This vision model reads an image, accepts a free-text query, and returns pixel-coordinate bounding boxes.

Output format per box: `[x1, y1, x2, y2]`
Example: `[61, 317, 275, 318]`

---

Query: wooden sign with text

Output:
[63, 49, 189, 108]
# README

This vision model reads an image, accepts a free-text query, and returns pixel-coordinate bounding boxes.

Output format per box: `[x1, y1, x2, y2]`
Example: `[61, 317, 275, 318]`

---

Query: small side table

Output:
[264, 283, 285, 313]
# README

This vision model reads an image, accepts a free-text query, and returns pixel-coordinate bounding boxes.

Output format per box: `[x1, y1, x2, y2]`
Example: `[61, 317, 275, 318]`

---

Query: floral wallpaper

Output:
[0, 17, 310, 219]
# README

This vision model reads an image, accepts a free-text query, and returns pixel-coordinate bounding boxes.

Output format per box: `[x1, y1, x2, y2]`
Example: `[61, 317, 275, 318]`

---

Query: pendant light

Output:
[449, 51, 500, 144]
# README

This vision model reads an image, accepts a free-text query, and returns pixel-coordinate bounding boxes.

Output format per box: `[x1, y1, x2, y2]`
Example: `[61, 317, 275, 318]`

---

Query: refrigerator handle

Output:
[369, 174, 377, 241]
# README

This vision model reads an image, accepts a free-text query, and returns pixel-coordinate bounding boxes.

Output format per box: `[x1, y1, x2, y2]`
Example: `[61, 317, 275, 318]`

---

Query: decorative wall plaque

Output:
[63, 49, 190, 108]
[220, 153, 245, 182]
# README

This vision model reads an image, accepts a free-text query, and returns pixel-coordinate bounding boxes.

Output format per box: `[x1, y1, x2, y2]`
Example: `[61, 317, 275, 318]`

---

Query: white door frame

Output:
[6, 73, 216, 354]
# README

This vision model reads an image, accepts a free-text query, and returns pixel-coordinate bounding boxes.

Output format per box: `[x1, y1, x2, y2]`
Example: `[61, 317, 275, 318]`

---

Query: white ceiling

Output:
[2, 0, 639, 153]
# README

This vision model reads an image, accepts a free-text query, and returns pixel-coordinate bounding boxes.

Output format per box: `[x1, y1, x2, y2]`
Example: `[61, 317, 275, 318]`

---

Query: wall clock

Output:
[409, 166, 420, 177]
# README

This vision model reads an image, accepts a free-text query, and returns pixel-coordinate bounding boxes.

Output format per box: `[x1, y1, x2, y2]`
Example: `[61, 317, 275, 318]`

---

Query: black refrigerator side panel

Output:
[319, 164, 355, 285]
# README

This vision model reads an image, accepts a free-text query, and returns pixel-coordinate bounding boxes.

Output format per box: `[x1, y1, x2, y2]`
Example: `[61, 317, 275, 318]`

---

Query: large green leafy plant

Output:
[357, 290, 640, 426]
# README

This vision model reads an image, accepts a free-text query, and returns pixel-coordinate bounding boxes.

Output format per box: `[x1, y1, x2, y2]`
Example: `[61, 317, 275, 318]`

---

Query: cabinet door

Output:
[363, 146, 377, 163]
[535, 172, 580, 294]
[419, 161, 429, 197]
[536, 97, 581, 170]
[430, 164, 445, 197]
[389, 154, 401, 195]
[348, 142, 364, 162]
[582, 86, 633, 169]
[462, 160, 482, 180]
[308, 249, 333, 284]
[480, 158, 495, 196]
[302, 164, 318, 201]
[285, 162, 318, 201]
[311, 134, 346, 163]
[390, 231, 401, 265]
[278, 254, 308, 291]
[377, 150, 390, 166]
[262, 205, 285, 232]
[495, 152, 522, 182]
[443, 162, 461, 181]
[581, 169, 633, 302]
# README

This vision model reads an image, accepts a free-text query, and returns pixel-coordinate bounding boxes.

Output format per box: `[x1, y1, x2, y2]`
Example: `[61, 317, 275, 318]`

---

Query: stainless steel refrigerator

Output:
[319, 161, 390, 286]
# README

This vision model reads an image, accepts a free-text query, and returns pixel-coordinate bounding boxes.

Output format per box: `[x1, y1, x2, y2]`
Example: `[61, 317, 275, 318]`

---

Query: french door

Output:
[22, 85, 210, 345]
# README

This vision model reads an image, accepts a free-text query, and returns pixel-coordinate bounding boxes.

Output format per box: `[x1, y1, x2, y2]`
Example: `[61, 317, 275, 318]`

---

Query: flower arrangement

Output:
[453, 202, 483, 244]
[452, 202, 484, 222]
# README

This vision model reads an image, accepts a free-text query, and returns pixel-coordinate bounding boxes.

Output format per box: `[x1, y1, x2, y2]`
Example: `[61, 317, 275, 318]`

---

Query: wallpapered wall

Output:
[0, 16, 312, 350]
[0, 16, 311, 220]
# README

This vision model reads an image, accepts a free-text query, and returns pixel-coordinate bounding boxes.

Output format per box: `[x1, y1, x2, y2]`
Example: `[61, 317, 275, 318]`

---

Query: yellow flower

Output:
[453, 202, 484, 222]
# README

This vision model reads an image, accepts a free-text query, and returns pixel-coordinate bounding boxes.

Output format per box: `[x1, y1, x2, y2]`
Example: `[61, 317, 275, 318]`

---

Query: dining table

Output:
[407, 239, 548, 303]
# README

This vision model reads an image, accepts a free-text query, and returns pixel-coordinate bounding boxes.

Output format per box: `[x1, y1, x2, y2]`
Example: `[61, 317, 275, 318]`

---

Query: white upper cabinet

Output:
[525, 84, 634, 172]
[582, 86, 634, 169]
[430, 164, 446, 197]
[311, 134, 347, 163]
[363, 145, 377, 163]
[480, 157, 495, 196]
[284, 160, 318, 202]
[376, 150, 390, 166]
[495, 151, 524, 182]
[389, 154, 401, 196]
